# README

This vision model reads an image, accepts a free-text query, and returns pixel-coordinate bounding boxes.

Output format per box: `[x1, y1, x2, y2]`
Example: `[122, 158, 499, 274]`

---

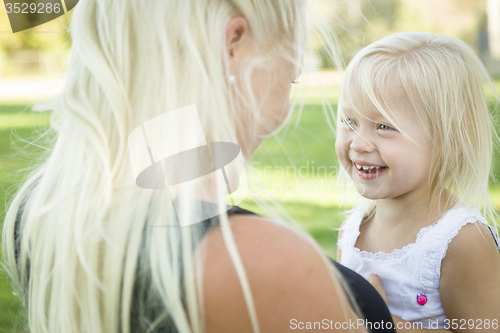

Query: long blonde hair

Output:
[337, 32, 499, 225]
[2, 1, 348, 333]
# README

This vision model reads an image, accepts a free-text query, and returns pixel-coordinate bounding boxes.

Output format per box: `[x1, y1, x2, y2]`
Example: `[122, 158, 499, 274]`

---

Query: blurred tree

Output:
[0, 4, 73, 77]
[315, 0, 487, 69]
[0, 5, 72, 53]
[316, 0, 400, 69]
[487, 0, 500, 60]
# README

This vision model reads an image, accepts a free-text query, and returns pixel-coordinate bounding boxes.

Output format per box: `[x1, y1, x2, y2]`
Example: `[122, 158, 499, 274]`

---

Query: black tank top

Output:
[14, 196, 395, 333]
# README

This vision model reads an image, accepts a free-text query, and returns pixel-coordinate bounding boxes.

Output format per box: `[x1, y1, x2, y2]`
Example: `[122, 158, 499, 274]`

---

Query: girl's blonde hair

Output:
[2, 1, 350, 333]
[338, 32, 499, 224]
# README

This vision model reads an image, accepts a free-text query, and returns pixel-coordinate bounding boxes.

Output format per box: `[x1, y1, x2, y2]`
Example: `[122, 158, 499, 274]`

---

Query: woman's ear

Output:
[225, 17, 251, 70]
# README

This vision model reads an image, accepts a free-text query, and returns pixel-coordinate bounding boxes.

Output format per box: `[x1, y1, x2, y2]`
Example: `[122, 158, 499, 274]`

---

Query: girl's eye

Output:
[378, 124, 392, 130]
[343, 118, 357, 126]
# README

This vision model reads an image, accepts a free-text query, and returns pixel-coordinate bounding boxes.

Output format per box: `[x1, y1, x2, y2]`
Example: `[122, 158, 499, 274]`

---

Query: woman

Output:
[2, 0, 394, 332]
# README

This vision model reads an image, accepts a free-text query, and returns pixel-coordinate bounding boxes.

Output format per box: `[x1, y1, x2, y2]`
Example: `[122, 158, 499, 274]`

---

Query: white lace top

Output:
[337, 206, 500, 329]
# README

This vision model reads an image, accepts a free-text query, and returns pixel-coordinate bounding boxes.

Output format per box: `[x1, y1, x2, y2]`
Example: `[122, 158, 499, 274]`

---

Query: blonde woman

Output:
[336, 32, 500, 331]
[2, 1, 394, 332]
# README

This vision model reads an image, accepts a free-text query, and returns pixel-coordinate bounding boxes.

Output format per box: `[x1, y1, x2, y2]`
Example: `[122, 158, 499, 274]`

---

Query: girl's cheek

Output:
[334, 139, 343, 157]
[335, 131, 350, 155]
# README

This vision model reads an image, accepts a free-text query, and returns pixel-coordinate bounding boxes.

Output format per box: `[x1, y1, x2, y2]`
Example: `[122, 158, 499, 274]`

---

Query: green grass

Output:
[0, 84, 500, 331]
[0, 101, 51, 332]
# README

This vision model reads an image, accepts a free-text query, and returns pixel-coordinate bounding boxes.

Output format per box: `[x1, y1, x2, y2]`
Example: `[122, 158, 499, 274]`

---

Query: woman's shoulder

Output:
[197, 214, 363, 332]
[200, 213, 335, 275]
[199, 213, 336, 289]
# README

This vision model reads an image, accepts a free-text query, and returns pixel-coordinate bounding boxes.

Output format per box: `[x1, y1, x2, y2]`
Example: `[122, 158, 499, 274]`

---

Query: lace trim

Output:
[347, 208, 464, 262]
[445, 217, 498, 260]
[350, 222, 439, 261]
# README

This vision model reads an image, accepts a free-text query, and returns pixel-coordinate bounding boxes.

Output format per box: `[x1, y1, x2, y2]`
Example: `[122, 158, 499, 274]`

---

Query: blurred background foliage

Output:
[314, 0, 491, 70]
[0, 0, 498, 77]
[1, 0, 500, 331]
[0, 5, 70, 78]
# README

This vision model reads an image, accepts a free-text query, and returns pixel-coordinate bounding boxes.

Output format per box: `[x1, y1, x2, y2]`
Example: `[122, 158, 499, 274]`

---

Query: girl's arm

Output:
[369, 222, 500, 333]
[368, 275, 453, 333]
[440, 222, 500, 333]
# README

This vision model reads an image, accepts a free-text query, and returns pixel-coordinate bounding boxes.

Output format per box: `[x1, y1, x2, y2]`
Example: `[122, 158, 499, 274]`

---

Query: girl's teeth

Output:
[354, 162, 386, 172]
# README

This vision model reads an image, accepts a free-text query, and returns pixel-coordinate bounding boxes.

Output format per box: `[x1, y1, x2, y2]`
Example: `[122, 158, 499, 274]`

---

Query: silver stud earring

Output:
[228, 75, 236, 84]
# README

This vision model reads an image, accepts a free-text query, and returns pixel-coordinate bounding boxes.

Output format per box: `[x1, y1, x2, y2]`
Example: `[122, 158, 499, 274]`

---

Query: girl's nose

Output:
[349, 131, 376, 154]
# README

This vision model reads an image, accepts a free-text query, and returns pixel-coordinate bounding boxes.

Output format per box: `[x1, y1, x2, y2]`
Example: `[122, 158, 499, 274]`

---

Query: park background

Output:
[1, 0, 500, 331]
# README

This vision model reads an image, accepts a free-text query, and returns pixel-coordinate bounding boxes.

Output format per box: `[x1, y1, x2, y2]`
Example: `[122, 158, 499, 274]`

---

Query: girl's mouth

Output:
[352, 162, 388, 179]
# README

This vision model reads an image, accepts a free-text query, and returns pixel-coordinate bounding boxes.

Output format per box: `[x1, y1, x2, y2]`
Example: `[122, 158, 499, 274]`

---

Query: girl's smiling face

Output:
[335, 82, 435, 202]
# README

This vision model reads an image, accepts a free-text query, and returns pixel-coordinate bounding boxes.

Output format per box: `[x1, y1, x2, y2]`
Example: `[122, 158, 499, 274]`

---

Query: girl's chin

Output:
[358, 194, 380, 200]
[354, 187, 381, 200]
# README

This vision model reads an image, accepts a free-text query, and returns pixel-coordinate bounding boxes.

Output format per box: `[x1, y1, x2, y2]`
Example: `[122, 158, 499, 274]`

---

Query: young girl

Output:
[2, 0, 391, 332]
[336, 32, 500, 331]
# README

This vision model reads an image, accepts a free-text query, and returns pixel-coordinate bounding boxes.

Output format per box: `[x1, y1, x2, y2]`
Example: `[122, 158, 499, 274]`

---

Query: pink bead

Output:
[416, 294, 427, 306]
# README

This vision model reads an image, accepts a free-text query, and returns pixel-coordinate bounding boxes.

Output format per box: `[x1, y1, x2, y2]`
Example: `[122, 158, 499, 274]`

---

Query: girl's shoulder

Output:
[336, 206, 369, 253]
[407, 206, 499, 293]
[418, 206, 500, 274]
[429, 206, 500, 251]
[339, 206, 368, 230]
